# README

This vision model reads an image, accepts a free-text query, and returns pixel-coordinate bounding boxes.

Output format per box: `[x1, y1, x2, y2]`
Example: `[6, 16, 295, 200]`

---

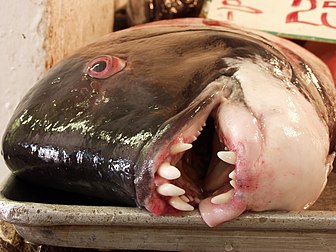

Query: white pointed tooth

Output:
[187, 195, 194, 202]
[217, 151, 236, 165]
[180, 195, 190, 203]
[170, 143, 192, 155]
[228, 170, 236, 179]
[158, 162, 181, 180]
[211, 189, 234, 205]
[230, 180, 236, 188]
[169, 196, 194, 211]
[157, 183, 185, 196]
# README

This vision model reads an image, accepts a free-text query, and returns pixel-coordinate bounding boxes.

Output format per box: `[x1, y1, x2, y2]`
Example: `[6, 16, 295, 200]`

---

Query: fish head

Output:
[2, 22, 235, 206]
[2, 19, 336, 226]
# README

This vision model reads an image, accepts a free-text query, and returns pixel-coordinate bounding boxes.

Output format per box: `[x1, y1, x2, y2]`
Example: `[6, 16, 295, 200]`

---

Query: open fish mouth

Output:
[135, 53, 334, 227]
[135, 78, 247, 226]
[155, 99, 239, 208]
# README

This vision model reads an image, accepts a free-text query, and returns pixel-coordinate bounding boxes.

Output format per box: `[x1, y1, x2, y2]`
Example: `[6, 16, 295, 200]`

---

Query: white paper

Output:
[206, 0, 336, 42]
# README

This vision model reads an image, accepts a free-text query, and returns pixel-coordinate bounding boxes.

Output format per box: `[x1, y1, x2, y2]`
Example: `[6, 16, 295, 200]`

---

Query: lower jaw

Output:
[199, 195, 247, 227]
[144, 177, 247, 227]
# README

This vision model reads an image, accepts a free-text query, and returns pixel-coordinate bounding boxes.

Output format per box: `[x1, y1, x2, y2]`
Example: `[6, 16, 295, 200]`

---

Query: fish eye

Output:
[91, 61, 107, 73]
[84, 55, 126, 79]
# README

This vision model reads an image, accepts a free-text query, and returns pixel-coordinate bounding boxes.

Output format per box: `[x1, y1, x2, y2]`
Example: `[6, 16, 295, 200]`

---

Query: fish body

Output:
[2, 19, 336, 227]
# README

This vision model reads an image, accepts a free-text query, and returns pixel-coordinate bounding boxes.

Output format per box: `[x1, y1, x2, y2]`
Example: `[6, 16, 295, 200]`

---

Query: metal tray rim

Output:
[1, 175, 336, 231]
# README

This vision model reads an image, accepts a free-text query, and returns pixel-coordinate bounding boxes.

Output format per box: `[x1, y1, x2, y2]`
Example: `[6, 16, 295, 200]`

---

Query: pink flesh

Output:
[199, 197, 247, 227]
[199, 102, 262, 226]
[200, 57, 331, 227]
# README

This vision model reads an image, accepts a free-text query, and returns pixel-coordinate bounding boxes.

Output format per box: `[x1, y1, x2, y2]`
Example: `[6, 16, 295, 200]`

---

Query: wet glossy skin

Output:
[2, 23, 255, 205]
[2, 19, 336, 212]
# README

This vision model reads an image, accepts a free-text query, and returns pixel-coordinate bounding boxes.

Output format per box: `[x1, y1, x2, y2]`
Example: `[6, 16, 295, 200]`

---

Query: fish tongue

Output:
[198, 196, 247, 227]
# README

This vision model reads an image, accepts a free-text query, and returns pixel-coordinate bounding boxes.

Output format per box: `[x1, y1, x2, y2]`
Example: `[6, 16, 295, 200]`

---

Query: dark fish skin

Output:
[2, 19, 336, 208]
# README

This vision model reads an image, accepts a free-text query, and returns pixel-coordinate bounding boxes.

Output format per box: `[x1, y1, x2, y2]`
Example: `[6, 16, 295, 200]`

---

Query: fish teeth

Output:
[230, 180, 236, 188]
[180, 195, 190, 203]
[170, 143, 192, 155]
[211, 189, 234, 205]
[169, 196, 194, 211]
[217, 151, 236, 165]
[157, 183, 185, 196]
[157, 162, 181, 180]
[228, 170, 236, 180]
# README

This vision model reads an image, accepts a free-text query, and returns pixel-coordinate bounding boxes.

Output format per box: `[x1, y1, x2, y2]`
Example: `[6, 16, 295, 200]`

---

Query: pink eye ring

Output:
[84, 55, 126, 79]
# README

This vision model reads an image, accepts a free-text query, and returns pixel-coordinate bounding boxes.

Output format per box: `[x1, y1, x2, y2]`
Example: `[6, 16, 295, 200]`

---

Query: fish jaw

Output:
[134, 80, 229, 215]
[136, 56, 332, 227]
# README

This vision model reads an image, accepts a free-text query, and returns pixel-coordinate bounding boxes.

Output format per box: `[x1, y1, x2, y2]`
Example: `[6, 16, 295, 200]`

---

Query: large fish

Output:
[2, 19, 336, 227]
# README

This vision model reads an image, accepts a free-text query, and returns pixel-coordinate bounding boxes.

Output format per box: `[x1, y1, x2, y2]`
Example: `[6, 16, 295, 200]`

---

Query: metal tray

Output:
[1, 173, 336, 251]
